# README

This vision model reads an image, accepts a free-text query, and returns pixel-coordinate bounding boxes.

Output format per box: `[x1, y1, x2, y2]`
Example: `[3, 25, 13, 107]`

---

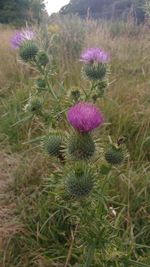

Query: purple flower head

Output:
[80, 48, 109, 64]
[11, 29, 35, 49]
[67, 102, 104, 133]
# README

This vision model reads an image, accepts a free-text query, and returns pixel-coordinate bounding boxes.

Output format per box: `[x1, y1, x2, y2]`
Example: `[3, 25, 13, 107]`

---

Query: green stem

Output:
[85, 81, 96, 101]
[36, 61, 59, 101]
[83, 244, 96, 267]
[43, 70, 58, 101]
[46, 79, 58, 101]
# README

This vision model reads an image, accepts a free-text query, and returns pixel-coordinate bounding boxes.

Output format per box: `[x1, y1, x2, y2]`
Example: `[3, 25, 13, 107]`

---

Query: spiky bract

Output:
[36, 78, 47, 91]
[36, 51, 49, 66]
[105, 145, 124, 165]
[43, 133, 63, 157]
[68, 133, 95, 160]
[19, 41, 38, 62]
[84, 63, 107, 81]
[66, 163, 94, 197]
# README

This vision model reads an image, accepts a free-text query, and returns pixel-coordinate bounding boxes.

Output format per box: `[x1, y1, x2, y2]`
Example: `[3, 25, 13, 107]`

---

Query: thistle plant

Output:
[80, 47, 110, 99]
[12, 29, 148, 267]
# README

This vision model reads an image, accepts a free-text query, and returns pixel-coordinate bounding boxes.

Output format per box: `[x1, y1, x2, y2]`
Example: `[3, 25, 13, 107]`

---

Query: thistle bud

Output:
[36, 51, 49, 66]
[66, 163, 94, 197]
[105, 145, 124, 165]
[36, 78, 47, 91]
[19, 41, 38, 62]
[43, 132, 63, 157]
[84, 63, 107, 81]
[68, 133, 95, 160]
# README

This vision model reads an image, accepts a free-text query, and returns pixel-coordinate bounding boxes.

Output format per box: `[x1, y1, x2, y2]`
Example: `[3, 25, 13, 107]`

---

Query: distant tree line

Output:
[0, 0, 46, 25]
[60, 0, 146, 23]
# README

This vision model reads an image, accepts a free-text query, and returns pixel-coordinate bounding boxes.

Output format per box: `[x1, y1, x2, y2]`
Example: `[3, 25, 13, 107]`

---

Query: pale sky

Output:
[45, 0, 70, 15]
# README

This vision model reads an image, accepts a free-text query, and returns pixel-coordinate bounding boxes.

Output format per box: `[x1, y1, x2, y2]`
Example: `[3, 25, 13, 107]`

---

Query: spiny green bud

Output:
[26, 97, 42, 113]
[84, 63, 107, 81]
[36, 51, 49, 66]
[43, 133, 63, 157]
[19, 41, 39, 62]
[68, 133, 95, 160]
[36, 78, 47, 91]
[105, 145, 124, 165]
[66, 163, 94, 197]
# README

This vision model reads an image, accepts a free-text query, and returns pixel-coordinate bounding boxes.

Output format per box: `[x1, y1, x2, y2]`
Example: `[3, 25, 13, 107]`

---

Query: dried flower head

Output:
[11, 29, 35, 49]
[80, 48, 109, 64]
[67, 102, 104, 132]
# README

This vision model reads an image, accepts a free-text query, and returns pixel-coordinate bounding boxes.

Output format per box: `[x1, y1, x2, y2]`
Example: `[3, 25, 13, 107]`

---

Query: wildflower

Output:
[80, 48, 109, 64]
[80, 48, 109, 80]
[11, 29, 35, 49]
[67, 102, 104, 133]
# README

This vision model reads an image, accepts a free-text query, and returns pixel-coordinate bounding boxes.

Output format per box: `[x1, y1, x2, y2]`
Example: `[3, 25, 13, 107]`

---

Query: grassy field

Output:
[0, 16, 150, 267]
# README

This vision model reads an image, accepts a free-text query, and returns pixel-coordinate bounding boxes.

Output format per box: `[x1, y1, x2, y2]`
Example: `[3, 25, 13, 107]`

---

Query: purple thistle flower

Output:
[11, 29, 35, 49]
[80, 48, 109, 64]
[67, 102, 104, 133]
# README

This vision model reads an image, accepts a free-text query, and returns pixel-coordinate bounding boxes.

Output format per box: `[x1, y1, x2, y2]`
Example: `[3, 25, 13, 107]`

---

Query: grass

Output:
[0, 16, 150, 266]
